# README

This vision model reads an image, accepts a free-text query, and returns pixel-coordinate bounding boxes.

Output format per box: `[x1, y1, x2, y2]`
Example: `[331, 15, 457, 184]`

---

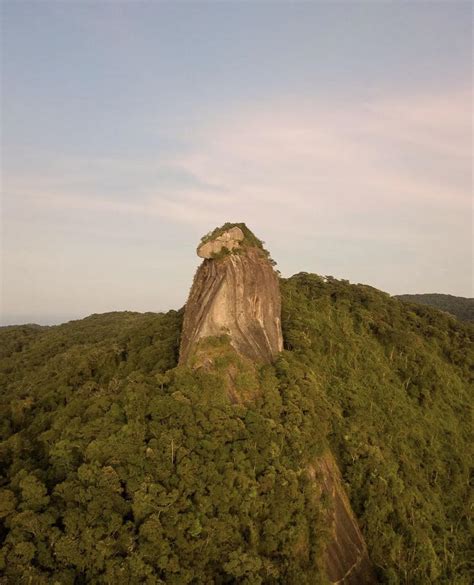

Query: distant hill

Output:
[395, 293, 474, 322]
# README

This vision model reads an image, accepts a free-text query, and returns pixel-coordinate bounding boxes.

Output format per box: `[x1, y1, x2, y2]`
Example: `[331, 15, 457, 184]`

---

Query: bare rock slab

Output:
[181, 229, 283, 364]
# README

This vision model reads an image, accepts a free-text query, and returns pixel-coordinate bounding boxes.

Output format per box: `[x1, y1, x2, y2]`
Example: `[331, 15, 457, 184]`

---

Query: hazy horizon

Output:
[1, 1, 472, 326]
[2, 287, 474, 329]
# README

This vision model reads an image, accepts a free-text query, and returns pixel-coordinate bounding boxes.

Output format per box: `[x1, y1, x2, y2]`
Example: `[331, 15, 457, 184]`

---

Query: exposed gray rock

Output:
[180, 242, 282, 364]
[310, 452, 378, 584]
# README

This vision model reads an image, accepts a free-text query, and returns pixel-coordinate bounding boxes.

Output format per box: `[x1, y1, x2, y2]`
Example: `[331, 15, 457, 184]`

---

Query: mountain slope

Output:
[281, 274, 472, 583]
[395, 293, 474, 322]
[0, 276, 472, 584]
[179, 224, 375, 584]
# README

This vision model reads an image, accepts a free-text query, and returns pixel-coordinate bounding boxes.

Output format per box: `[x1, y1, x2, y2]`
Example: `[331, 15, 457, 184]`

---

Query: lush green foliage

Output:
[395, 293, 474, 323]
[0, 275, 472, 584]
[0, 312, 328, 584]
[282, 274, 473, 584]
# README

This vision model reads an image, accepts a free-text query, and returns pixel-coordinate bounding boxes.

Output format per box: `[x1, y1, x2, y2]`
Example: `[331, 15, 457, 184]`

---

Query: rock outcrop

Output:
[311, 453, 377, 584]
[180, 225, 283, 364]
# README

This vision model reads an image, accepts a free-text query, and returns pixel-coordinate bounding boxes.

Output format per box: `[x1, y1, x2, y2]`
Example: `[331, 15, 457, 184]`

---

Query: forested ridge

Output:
[395, 293, 473, 323]
[0, 275, 472, 584]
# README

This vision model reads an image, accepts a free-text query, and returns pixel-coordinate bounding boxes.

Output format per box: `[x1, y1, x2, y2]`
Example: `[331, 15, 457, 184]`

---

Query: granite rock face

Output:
[311, 453, 378, 584]
[180, 229, 283, 364]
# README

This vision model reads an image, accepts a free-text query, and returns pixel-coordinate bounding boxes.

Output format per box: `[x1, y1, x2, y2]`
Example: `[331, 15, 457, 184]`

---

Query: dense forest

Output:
[0, 275, 472, 584]
[395, 293, 473, 323]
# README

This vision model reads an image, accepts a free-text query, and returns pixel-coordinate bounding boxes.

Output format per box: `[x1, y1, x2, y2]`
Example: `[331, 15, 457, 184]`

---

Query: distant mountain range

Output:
[395, 293, 474, 322]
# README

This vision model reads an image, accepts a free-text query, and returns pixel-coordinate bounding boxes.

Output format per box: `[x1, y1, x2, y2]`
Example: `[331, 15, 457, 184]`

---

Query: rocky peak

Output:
[179, 222, 376, 584]
[179, 223, 283, 365]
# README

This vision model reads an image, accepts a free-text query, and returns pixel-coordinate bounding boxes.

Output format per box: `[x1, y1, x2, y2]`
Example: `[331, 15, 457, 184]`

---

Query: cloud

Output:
[4, 88, 471, 244]
[2, 87, 472, 323]
[155, 89, 471, 240]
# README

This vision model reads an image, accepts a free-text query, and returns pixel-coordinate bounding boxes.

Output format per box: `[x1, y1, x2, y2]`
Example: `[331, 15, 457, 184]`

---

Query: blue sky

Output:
[1, 1, 472, 325]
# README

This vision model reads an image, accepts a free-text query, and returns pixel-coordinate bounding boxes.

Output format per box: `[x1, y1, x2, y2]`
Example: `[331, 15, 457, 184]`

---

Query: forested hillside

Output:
[281, 275, 472, 584]
[0, 276, 472, 584]
[395, 293, 474, 323]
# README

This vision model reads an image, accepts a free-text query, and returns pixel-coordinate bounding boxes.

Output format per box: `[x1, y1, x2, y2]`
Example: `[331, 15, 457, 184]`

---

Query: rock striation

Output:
[180, 225, 283, 364]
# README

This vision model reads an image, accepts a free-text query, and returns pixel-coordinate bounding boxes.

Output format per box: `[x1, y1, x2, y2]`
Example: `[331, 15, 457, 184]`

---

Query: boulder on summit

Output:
[197, 225, 245, 258]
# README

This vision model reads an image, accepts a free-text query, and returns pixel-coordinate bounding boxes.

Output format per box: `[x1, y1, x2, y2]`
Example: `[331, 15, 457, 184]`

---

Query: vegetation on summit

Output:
[199, 223, 266, 251]
[198, 223, 276, 264]
[0, 275, 472, 584]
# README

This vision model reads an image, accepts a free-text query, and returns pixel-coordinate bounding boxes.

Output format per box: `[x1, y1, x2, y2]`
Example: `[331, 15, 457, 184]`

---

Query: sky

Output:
[1, 1, 472, 325]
